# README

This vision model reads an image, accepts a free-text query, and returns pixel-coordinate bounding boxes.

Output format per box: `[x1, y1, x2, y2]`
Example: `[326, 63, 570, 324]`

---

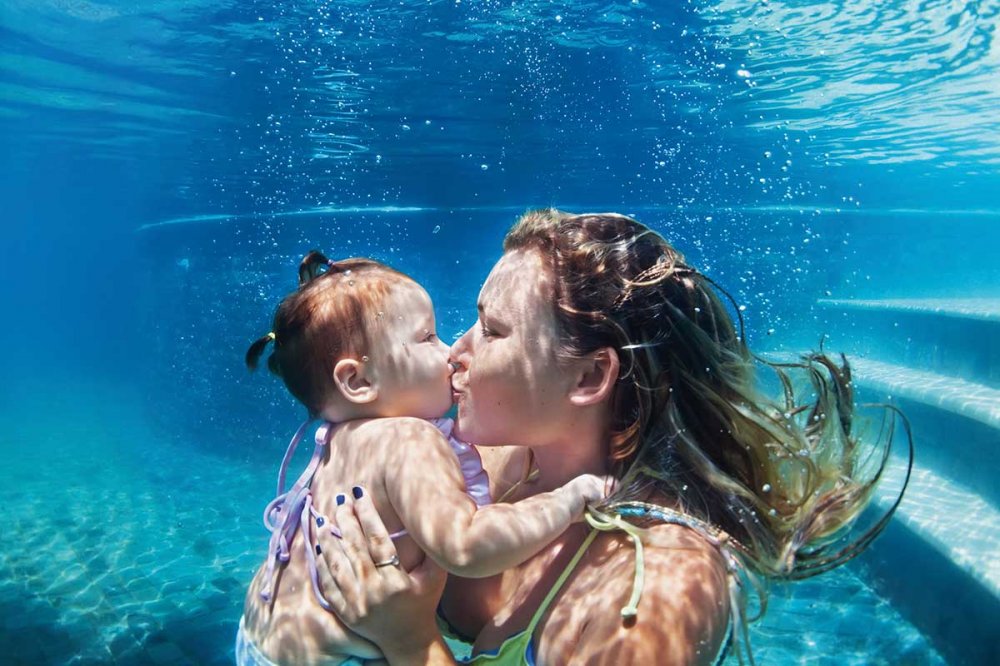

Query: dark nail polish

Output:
[315, 543, 322, 555]
[316, 515, 325, 527]
[352, 486, 364, 499]
[336, 494, 346, 506]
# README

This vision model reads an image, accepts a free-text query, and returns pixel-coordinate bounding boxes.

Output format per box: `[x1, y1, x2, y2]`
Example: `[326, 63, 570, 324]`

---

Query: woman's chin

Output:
[452, 410, 472, 441]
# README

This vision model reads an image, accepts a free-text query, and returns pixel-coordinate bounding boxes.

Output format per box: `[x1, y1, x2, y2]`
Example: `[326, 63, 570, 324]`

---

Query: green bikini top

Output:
[448, 527, 600, 666]
[445, 502, 739, 666]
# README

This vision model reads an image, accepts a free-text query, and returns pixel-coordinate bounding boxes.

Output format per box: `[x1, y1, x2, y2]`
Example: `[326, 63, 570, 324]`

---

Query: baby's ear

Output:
[333, 358, 378, 404]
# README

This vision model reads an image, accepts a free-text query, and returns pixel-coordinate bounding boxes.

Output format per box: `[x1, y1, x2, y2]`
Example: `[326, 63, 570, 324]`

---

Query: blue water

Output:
[2, 1, 998, 664]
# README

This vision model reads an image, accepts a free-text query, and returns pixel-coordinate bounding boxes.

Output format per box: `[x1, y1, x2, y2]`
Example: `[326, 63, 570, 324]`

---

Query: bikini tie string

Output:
[584, 509, 645, 619]
[259, 419, 333, 603]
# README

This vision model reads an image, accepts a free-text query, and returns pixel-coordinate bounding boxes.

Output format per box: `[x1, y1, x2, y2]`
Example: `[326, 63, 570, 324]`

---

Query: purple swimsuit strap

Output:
[259, 418, 327, 603]
[258, 420, 406, 609]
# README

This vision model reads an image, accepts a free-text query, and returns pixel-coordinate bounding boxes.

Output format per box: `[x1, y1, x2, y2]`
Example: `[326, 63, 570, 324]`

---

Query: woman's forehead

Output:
[479, 250, 552, 314]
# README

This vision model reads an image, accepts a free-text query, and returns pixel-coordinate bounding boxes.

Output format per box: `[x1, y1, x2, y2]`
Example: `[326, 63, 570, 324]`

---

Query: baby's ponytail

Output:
[246, 331, 276, 371]
[298, 250, 338, 287]
[245, 249, 335, 374]
[248, 251, 412, 414]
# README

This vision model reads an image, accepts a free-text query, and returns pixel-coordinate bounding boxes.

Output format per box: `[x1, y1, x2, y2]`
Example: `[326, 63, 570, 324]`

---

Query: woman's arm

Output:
[375, 417, 605, 578]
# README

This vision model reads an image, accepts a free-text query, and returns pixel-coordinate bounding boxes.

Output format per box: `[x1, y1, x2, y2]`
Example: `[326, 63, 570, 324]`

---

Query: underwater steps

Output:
[817, 298, 1000, 324]
[806, 297, 1000, 666]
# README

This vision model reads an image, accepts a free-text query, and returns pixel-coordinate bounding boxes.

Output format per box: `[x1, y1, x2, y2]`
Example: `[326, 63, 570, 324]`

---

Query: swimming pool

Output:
[1, 1, 997, 664]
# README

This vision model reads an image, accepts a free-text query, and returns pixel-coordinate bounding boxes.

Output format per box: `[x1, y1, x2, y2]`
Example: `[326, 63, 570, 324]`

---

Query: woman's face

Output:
[450, 249, 577, 447]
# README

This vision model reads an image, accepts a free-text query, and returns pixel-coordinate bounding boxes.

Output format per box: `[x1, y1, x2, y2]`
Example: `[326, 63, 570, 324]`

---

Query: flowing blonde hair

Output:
[504, 209, 910, 654]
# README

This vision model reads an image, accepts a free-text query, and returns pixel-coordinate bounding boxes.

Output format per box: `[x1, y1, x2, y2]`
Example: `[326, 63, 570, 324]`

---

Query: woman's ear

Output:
[568, 347, 619, 406]
[333, 358, 379, 404]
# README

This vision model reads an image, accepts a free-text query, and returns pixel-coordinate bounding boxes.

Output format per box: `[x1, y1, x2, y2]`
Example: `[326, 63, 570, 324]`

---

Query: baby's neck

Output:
[316, 401, 377, 424]
[318, 396, 415, 423]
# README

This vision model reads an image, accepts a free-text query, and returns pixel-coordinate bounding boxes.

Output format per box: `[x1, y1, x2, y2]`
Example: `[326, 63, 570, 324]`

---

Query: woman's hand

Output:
[315, 487, 454, 664]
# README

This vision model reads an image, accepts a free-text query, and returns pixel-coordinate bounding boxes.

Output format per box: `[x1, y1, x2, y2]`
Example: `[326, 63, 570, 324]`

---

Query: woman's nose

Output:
[450, 326, 473, 369]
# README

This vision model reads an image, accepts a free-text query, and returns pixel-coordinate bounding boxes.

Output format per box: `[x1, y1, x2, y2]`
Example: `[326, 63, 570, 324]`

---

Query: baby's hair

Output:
[247, 250, 413, 416]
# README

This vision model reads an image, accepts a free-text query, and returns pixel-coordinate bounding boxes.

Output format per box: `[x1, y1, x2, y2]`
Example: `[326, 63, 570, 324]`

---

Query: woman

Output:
[312, 209, 904, 665]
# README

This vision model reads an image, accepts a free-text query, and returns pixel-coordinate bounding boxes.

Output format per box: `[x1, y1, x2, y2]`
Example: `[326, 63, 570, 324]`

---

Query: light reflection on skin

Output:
[450, 249, 611, 488]
[437, 247, 729, 664]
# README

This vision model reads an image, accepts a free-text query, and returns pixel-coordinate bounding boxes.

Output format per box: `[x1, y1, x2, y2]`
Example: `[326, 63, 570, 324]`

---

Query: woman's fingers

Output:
[311, 488, 447, 652]
[351, 486, 400, 570]
[333, 491, 373, 583]
[315, 508, 360, 622]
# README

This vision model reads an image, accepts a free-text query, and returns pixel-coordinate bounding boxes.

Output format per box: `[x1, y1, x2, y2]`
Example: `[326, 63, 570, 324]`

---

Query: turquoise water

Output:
[0, 378, 945, 664]
[2, 1, 998, 664]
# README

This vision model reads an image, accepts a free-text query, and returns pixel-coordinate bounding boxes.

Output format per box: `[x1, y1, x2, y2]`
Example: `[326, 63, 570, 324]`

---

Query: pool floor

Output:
[0, 381, 946, 665]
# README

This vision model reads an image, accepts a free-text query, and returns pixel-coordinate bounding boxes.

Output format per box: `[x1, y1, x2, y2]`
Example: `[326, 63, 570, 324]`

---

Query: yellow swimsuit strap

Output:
[522, 528, 600, 636]
[584, 510, 646, 618]
[584, 501, 751, 621]
[514, 503, 743, 650]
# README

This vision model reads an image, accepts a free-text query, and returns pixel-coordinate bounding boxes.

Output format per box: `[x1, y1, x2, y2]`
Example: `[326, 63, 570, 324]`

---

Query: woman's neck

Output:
[529, 429, 610, 493]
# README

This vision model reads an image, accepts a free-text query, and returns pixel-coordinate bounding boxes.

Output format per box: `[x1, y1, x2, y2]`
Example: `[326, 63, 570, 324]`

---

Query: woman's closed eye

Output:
[422, 330, 438, 342]
[479, 322, 495, 339]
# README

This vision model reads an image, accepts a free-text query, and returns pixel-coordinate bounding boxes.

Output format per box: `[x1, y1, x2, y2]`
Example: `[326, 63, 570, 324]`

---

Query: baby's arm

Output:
[378, 418, 604, 578]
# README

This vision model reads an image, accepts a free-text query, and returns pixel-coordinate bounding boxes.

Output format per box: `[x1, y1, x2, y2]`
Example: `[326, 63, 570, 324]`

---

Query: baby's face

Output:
[367, 282, 453, 419]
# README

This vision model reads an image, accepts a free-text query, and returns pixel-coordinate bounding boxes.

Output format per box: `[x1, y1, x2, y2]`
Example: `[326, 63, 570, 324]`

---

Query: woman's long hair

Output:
[504, 209, 910, 622]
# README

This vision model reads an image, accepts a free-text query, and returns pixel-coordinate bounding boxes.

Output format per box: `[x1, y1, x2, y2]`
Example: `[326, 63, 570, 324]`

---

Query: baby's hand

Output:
[569, 473, 614, 516]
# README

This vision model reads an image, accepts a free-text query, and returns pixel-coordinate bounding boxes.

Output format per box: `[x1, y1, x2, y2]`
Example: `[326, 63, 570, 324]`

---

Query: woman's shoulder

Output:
[541, 523, 730, 665]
